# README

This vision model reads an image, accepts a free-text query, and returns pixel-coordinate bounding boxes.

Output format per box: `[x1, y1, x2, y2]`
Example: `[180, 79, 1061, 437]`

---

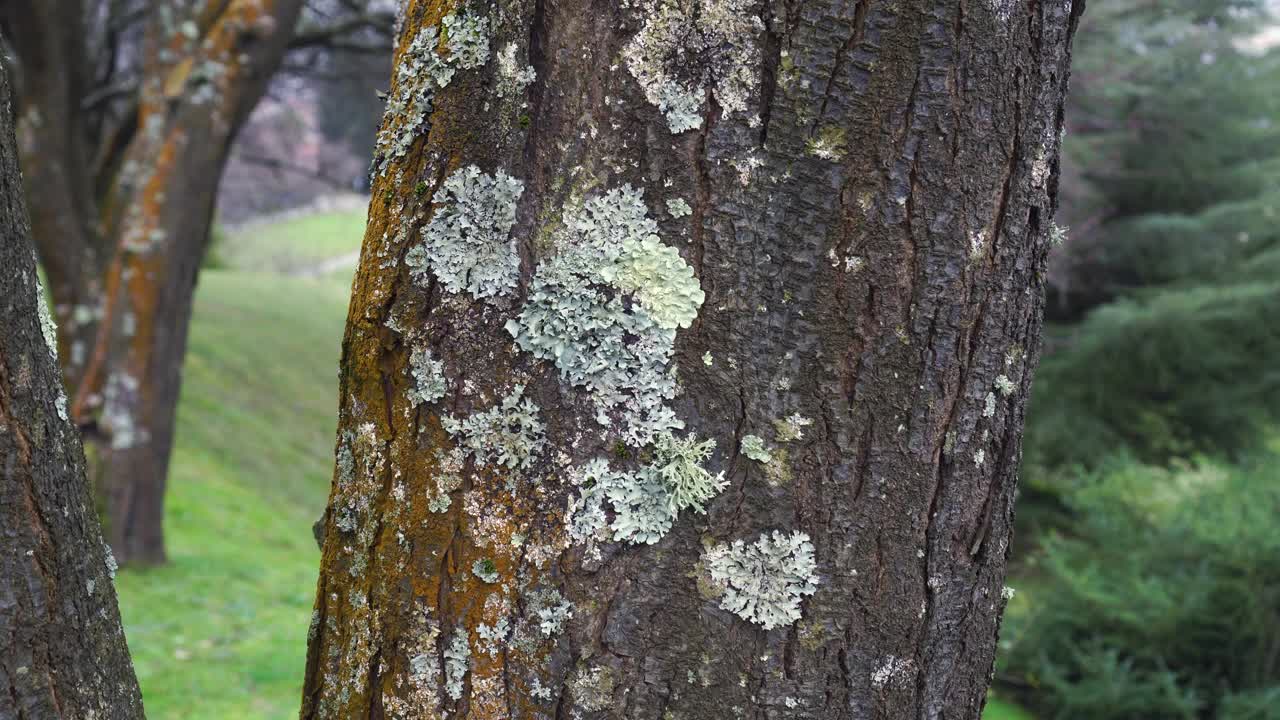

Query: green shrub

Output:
[1003, 460, 1280, 719]
[1024, 281, 1280, 476]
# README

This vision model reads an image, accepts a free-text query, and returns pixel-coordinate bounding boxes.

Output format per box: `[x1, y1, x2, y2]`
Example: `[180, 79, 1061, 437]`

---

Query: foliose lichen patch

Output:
[505, 185, 703, 445]
[407, 165, 524, 301]
[703, 530, 820, 629]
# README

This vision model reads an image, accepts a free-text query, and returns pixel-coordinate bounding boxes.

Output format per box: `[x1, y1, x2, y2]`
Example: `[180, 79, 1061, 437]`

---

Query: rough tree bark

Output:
[2, 0, 304, 565]
[0, 63, 145, 720]
[303, 0, 1082, 717]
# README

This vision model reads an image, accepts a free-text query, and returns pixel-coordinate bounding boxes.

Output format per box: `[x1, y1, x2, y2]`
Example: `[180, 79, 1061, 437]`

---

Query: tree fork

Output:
[304, 0, 1083, 717]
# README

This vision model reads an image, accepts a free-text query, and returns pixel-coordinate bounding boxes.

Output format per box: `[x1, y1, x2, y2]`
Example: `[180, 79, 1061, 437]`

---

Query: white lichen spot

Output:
[974, 448, 986, 467]
[982, 392, 996, 418]
[535, 596, 573, 636]
[806, 126, 847, 161]
[702, 351, 713, 366]
[495, 42, 536, 98]
[569, 665, 615, 712]
[530, 678, 554, 701]
[1001, 585, 1017, 601]
[32, 274, 69, 420]
[408, 165, 524, 300]
[703, 530, 819, 630]
[104, 545, 118, 579]
[666, 197, 693, 218]
[623, 0, 763, 133]
[968, 229, 988, 260]
[34, 273, 59, 361]
[1048, 222, 1068, 247]
[871, 656, 916, 689]
[740, 434, 772, 463]
[994, 374, 1016, 396]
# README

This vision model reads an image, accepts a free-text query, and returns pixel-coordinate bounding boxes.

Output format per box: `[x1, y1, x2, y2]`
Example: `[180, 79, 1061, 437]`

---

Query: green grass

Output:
[215, 208, 368, 274]
[112, 209, 1035, 718]
[114, 269, 354, 718]
[986, 698, 1036, 720]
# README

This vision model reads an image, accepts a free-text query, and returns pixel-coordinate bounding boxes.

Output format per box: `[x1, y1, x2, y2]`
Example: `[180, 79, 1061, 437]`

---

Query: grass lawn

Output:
[214, 207, 368, 274]
[114, 221, 358, 719]
[111, 208, 1034, 718]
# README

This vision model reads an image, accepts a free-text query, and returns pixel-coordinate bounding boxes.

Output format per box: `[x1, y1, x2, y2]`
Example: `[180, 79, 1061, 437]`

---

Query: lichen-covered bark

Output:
[304, 0, 1083, 717]
[2, 0, 304, 565]
[0, 64, 145, 720]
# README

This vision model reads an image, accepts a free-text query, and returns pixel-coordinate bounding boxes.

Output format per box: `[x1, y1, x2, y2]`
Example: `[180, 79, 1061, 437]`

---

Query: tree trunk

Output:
[4, 0, 304, 565]
[0, 62, 145, 720]
[303, 0, 1083, 717]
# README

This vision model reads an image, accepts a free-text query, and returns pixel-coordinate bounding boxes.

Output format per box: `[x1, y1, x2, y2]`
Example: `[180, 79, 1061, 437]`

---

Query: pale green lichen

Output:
[407, 347, 447, 407]
[606, 236, 704, 330]
[476, 617, 508, 657]
[443, 385, 546, 471]
[34, 273, 58, 360]
[407, 165, 523, 300]
[506, 185, 702, 445]
[666, 197, 692, 218]
[623, 0, 763, 133]
[535, 600, 573, 636]
[564, 431, 724, 547]
[569, 664, 616, 712]
[994, 374, 1016, 396]
[33, 273, 68, 420]
[806, 125, 848, 161]
[773, 414, 812, 443]
[428, 447, 465, 513]
[1049, 222, 1068, 247]
[444, 631, 470, 700]
[703, 530, 819, 630]
[651, 431, 725, 512]
[740, 434, 772, 463]
[441, 13, 490, 69]
[565, 457, 674, 546]
[472, 558, 499, 583]
[372, 15, 491, 176]
[604, 464, 677, 545]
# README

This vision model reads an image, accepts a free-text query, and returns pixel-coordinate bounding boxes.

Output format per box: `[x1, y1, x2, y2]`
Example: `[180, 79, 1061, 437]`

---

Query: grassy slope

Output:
[114, 266, 353, 719]
[112, 208, 1030, 718]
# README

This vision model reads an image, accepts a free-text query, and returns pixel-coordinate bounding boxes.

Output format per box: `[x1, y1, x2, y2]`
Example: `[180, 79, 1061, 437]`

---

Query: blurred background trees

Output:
[1001, 0, 1280, 716]
[0, 0, 392, 565]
